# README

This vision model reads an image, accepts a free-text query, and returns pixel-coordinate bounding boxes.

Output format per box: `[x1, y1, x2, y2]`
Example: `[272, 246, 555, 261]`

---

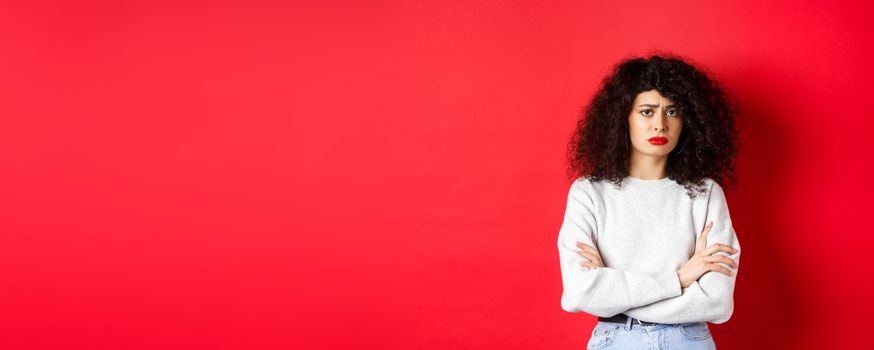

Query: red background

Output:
[1, 1, 872, 349]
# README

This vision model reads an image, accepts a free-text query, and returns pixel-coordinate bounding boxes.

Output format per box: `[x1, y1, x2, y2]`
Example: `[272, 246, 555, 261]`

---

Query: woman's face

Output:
[627, 89, 684, 158]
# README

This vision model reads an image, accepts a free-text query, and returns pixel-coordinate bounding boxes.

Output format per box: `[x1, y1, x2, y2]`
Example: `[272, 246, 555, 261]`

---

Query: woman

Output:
[557, 54, 741, 350]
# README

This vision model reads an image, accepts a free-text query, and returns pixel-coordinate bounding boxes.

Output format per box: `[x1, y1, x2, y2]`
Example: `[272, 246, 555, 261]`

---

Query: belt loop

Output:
[624, 314, 633, 330]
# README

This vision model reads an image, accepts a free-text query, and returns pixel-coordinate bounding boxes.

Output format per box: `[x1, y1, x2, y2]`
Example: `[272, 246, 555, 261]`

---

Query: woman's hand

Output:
[575, 241, 605, 268]
[676, 221, 738, 288]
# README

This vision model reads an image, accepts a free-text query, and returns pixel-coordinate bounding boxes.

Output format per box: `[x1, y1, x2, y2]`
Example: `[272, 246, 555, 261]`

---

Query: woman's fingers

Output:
[579, 259, 602, 268]
[708, 263, 733, 276]
[577, 250, 599, 262]
[575, 242, 602, 257]
[704, 255, 738, 268]
[695, 222, 714, 253]
[574, 243, 603, 268]
[703, 243, 738, 257]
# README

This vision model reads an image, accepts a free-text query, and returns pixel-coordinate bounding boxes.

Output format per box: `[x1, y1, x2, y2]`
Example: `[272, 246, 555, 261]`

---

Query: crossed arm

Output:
[557, 181, 741, 324]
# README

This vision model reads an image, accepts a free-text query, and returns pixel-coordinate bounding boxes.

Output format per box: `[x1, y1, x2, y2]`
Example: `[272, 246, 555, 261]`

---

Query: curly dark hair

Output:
[566, 53, 740, 198]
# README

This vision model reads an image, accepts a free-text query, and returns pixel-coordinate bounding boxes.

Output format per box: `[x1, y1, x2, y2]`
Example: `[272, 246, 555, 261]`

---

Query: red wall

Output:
[1, 1, 872, 349]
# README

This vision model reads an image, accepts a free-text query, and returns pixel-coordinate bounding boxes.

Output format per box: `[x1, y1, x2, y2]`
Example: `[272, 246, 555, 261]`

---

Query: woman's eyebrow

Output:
[637, 104, 676, 108]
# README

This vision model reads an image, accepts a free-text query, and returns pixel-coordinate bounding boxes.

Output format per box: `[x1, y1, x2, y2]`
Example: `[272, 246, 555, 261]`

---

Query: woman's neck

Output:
[628, 151, 668, 180]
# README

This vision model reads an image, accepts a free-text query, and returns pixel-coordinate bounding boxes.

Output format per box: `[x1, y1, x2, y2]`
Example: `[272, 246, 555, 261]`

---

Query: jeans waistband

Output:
[598, 314, 658, 326]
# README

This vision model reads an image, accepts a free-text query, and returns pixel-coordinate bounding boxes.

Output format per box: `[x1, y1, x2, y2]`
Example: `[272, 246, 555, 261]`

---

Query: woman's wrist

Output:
[677, 271, 689, 288]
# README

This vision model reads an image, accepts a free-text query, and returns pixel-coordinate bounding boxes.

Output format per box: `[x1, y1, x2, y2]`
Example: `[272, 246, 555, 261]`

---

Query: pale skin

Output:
[575, 89, 738, 289]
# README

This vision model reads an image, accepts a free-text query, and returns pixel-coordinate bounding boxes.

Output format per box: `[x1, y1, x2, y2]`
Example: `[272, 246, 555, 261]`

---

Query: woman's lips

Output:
[648, 137, 668, 145]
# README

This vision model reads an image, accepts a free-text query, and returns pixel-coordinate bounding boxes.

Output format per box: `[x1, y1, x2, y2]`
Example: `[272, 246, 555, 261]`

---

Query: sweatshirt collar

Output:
[623, 175, 676, 188]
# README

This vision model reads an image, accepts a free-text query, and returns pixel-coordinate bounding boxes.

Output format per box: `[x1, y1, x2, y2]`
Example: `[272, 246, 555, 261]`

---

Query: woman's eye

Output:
[666, 109, 678, 117]
[641, 110, 653, 117]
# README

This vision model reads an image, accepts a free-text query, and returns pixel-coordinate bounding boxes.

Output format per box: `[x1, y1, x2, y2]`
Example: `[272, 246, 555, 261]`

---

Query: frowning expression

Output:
[627, 89, 684, 157]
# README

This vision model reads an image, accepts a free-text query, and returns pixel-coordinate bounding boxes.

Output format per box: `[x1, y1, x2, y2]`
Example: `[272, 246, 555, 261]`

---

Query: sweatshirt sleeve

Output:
[558, 179, 683, 317]
[622, 181, 741, 324]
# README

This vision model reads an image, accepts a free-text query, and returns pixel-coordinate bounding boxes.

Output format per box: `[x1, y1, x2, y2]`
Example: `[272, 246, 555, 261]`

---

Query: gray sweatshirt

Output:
[557, 176, 741, 324]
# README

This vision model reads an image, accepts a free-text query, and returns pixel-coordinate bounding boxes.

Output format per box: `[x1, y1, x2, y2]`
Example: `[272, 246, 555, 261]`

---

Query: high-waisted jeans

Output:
[587, 317, 717, 350]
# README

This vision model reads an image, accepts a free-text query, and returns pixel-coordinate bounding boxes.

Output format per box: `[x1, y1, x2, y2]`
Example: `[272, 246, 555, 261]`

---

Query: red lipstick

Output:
[648, 137, 668, 145]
